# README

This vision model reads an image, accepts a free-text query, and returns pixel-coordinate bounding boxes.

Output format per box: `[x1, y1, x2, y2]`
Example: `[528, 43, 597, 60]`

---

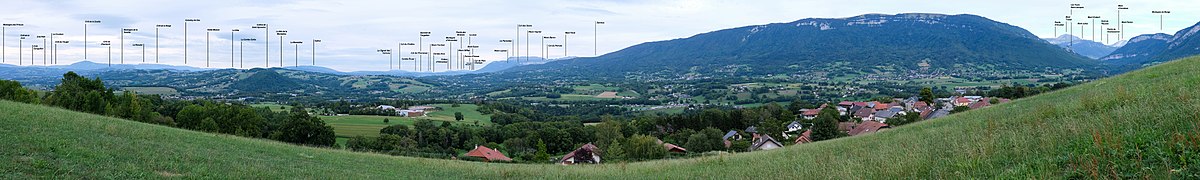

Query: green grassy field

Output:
[424, 104, 490, 124]
[249, 103, 292, 112]
[119, 87, 180, 96]
[321, 115, 478, 138]
[319, 104, 491, 138]
[573, 84, 619, 92]
[507, 94, 614, 101]
[4, 57, 1200, 178]
[639, 106, 686, 115]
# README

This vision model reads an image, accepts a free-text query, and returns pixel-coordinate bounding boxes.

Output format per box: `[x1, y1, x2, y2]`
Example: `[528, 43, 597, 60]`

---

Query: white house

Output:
[748, 135, 783, 151]
[786, 121, 804, 133]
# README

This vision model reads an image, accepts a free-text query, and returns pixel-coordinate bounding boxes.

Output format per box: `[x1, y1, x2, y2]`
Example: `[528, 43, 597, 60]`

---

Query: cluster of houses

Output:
[794, 95, 1011, 124]
[465, 141, 687, 165]
[375, 105, 437, 117]
[464, 95, 1010, 164]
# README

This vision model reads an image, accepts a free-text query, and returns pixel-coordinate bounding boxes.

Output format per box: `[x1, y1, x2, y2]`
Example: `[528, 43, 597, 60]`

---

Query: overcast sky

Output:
[1, 0, 1197, 71]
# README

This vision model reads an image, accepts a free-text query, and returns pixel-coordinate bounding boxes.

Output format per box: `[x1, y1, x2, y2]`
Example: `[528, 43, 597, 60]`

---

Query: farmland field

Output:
[319, 103, 491, 138]
[120, 86, 180, 96]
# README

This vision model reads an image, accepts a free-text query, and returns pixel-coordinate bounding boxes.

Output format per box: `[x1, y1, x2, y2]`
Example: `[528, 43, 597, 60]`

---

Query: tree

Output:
[871, 96, 894, 103]
[811, 106, 841, 141]
[729, 140, 751, 152]
[684, 127, 724, 153]
[534, 139, 550, 162]
[889, 112, 921, 127]
[346, 135, 376, 151]
[503, 138, 534, 160]
[920, 87, 935, 105]
[605, 140, 626, 162]
[0, 80, 40, 104]
[950, 106, 971, 114]
[593, 120, 625, 149]
[376, 134, 417, 153]
[454, 112, 464, 121]
[624, 134, 666, 160]
[384, 118, 390, 124]
[380, 124, 413, 136]
[175, 104, 207, 130]
[199, 118, 220, 132]
[277, 106, 337, 147]
[44, 72, 113, 114]
[788, 99, 809, 114]
[756, 103, 792, 137]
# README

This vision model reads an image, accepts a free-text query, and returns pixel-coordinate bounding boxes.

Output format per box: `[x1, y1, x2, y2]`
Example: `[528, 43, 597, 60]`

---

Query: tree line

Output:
[0, 72, 335, 147]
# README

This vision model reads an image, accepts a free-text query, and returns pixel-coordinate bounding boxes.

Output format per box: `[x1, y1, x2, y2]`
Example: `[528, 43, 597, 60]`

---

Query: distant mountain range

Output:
[0, 56, 564, 80]
[1043, 34, 1121, 59]
[504, 13, 1097, 77]
[1102, 21, 1200, 68]
[321, 57, 567, 77]
[15, 61, 214, 71]
[0, 66, 437, 98]
[1100, 33, 1172, 65]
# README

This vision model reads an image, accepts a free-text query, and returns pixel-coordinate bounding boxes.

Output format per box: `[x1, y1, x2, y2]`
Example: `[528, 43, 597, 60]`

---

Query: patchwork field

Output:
[119, 86, 180, 96]
[319, 103, 492, 139]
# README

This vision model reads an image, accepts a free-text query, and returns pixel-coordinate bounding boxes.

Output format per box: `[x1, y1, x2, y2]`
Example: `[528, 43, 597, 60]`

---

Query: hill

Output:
[1043, 34, 1120, 59]
[228, 69, 303, 93]
[1103, 21, 1200, 67]
[505, 13, 1097, 77]
[0, 67, 436, 99]
[5, 55, 1200, 178]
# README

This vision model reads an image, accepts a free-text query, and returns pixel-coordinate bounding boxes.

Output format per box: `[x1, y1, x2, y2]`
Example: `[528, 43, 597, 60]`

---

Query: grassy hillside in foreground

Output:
[4, 57, 1200, 178]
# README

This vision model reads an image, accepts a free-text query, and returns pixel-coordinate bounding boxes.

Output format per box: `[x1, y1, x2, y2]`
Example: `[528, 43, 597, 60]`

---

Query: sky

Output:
[0, 0, 1197, 72]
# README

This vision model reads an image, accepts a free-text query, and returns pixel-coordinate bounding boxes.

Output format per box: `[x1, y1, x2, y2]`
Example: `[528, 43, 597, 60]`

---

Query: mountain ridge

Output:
[502, 13, 1097, 77]
[1101, 21, 1200, 68]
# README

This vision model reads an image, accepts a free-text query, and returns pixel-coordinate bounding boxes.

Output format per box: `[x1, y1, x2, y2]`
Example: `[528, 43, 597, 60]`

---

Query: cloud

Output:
[70, 14, 136, 29]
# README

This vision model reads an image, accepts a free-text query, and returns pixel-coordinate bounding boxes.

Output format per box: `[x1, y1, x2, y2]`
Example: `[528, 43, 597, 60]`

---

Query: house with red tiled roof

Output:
[848, 121, 889, 136]
[838, 101, 855, 108]
[560, 143, 601, 165]
[838, 122, 858, 134]
[918, 108, 934, 119]
[465, 145, 512, 162]
[968, 99, 991, 109]
[655, 139, 688, 153]
[873, 103, 891, 111]
[794, 129, 813, 144]
[801, 104, 826, 119]
[913, 101, 930, 111]
[954, 97, 972, 106]
[663, 143, 687, 153]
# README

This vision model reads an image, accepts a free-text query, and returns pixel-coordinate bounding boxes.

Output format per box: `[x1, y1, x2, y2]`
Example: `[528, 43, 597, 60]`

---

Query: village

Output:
[456, 94, 1011, 164]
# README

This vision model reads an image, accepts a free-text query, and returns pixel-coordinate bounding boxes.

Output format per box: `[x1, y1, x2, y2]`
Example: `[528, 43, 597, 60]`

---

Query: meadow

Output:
[320, 104, 491, 140]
